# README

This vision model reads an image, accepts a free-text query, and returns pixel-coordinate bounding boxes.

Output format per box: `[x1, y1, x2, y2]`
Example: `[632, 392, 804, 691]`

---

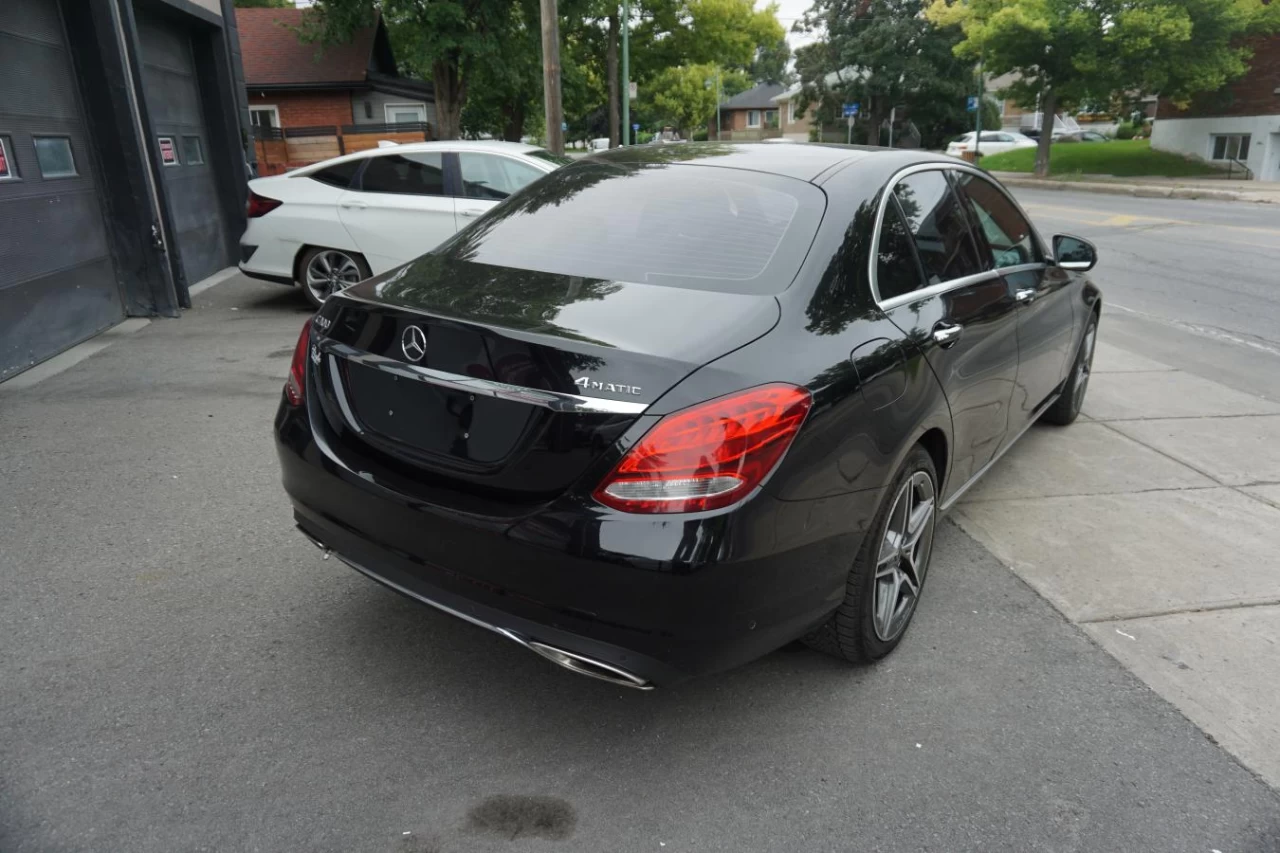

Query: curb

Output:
[994, 175, 1279, 204]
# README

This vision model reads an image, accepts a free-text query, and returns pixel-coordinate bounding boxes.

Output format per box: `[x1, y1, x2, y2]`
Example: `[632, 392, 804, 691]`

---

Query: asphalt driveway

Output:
[1, 276, 1278, 852]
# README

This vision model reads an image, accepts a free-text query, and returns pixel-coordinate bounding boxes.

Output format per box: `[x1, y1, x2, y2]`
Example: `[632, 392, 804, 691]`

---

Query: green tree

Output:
[305, 0, 523, 140]
[796, 0, 975, 147]
[631, 0, 787, 82]
[233, 0, 292, 7]
[649, 62, 727, 136]
[928, 0, 1279, 176]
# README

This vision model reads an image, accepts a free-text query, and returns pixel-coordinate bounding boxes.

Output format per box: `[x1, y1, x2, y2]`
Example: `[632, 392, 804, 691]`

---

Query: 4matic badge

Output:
[574, 376, 642, 396]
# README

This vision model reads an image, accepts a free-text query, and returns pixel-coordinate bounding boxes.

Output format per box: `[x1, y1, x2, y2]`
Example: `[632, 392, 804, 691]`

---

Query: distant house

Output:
[1151, 34, 1280, 181]
[236, 7, 435, 172]
[711, 83, 787, 140]
[770, 85, 816, 141]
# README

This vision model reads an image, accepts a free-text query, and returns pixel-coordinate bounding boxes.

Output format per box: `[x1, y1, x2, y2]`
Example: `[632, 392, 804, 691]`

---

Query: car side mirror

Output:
[1053, 234, 1097, 272]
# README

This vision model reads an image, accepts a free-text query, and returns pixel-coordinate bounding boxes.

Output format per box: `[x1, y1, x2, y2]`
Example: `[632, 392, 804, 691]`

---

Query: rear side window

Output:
[876, 197, 927, 301]
[310, 159, 362, 189]
[359, 152, 445, 196]
[892, 170, 982, 285]
[951, 171, 1042, 268]
[440, 162, 825, 294]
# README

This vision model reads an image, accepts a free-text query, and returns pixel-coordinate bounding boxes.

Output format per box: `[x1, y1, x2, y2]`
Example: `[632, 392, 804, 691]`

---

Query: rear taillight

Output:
[285, 321, 310, 406]
[594, 384, 812, 514]
[247, 190, 282, 218]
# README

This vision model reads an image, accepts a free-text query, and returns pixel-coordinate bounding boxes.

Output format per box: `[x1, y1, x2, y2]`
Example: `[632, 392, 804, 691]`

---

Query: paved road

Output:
[2, 277, 1279, 852]
[1011, 188, 1280, 402]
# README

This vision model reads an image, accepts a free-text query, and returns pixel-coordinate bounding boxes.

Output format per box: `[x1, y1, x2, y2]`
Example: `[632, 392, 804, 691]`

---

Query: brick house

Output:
[1151, 34, 1280, 181]
[770, 85, 816, 141]
[710, 83, 787, 140]
[236, 7, 435, 172]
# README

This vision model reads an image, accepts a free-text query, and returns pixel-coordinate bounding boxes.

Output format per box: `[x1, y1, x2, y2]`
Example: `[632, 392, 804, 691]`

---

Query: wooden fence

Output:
[252, 123, 434, 175]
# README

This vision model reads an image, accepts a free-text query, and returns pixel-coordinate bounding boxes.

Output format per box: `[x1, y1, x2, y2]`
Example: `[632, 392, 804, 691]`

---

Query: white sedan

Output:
[945, 131, 1037, 158]
[238, 140, 570, 306]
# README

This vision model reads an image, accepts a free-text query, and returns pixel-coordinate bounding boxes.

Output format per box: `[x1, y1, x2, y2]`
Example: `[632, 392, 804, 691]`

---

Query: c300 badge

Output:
[574, 376, 642, 396]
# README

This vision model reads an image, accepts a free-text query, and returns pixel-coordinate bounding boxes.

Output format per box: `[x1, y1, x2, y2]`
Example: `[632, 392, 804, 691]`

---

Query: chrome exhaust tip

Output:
[523, 639, 654, 691]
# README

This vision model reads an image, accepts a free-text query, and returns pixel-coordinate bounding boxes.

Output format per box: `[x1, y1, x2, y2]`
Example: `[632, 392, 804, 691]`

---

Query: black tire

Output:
[803, 445, 939, 664]
[1041, 312, 1098, 426]
[296, 247, 370, 310]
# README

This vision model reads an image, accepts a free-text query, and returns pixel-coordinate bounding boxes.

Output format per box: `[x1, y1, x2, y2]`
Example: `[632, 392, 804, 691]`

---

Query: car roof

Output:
[288, 139, 544, 177]
[585, 141, 951, 184]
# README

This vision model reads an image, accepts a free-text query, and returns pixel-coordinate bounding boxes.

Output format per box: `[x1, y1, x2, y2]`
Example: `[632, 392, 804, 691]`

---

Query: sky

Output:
[763, 0, 822, 52]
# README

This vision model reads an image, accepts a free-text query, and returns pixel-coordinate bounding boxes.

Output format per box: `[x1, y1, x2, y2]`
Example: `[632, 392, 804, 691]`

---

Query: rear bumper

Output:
[276, 399, 880, 686]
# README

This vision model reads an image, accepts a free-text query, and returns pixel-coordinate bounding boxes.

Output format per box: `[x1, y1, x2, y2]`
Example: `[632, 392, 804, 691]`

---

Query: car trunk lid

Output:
[310, 256, 780, 506]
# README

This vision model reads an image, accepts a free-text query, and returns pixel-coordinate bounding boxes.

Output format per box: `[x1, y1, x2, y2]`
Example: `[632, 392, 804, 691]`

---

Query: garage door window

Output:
[33, 136, 77, 179]
[182, 136, 204, 166]
[0, 135, 15, 181]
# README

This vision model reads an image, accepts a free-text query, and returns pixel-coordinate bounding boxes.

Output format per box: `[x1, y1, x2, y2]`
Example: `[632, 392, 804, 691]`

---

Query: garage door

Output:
[135, 6, 232, 286]
[0, 0, 125, 381]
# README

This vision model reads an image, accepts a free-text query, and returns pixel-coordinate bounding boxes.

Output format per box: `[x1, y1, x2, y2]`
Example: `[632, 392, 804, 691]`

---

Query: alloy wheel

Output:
[1073, 325, 1097, 412]
[305, 250, 362, 304]
[873, 470, 937, 642]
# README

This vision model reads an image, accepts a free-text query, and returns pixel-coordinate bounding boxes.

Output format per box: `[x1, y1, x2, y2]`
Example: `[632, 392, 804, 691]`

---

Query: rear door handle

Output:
[932, 322, 963, 348]
[1015, 288, 1036, 303]
[340, 200, 369, 210]
[458, 210, 482, 219]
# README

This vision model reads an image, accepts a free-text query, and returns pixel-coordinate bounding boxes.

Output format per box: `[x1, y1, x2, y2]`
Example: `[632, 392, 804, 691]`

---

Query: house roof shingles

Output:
[236, 7, 376, 86]
[719, 83, 787, 110]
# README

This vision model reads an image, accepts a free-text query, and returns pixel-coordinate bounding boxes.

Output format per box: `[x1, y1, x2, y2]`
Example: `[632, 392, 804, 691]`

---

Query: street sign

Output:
[158, 136, 178, 166]
[561, 121, 568, 132]
[842, 103, 860, 118]
[629, 81, 637, 100]
[966, 96, 978, 112]
[632, 123, 639, 132]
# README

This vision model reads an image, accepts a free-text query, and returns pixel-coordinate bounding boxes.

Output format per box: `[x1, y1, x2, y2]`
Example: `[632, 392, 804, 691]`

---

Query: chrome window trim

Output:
[318, 338, 650, 415]
[868, 162, 1052, 310]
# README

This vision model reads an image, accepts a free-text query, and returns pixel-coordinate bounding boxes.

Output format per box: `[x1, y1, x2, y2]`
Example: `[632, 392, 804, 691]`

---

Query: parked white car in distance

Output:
[238, 140, 570, 307]
[946, 131, 1037, 158]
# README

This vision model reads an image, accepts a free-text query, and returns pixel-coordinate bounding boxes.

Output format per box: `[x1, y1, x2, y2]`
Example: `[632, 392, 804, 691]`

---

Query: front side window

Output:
[359, 152, 445, 195]
[526, 149, 573, 167]
[34, 136, 77, 178]
[747, 110, 761, 128]
[459, 153, 544, 201]
[892, 170, 983, 285]
[951, 171, 1041, 269]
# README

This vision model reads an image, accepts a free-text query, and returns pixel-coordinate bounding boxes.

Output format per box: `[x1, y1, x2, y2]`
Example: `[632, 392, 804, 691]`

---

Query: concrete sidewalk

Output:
[992, 171, 1280, 204]
[955, 337, 1280, 787]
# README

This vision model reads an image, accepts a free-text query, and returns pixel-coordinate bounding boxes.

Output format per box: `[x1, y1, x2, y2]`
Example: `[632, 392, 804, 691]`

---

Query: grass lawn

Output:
[979, 139, 1222, 178]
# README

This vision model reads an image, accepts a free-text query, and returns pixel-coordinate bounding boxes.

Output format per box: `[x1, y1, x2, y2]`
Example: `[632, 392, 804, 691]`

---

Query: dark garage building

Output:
[0, 0, 251, 382]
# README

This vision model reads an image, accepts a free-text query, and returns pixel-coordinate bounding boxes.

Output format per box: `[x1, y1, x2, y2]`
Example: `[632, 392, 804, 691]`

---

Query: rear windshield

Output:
[437, 161, 826, 294]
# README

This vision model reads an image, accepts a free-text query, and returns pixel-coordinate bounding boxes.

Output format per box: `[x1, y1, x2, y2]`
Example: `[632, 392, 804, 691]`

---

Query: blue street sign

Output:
[632, 123, 640, 131]
[842, 103, 860, 118]
[966, 96, 979, 112]
[561, 121, 568, 131]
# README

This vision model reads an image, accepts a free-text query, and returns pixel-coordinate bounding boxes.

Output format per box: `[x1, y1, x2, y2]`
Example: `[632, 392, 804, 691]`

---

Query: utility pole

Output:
[540, 0, 564, 155]
[621, 0, 630, 145]
[973, 55, 983, 160]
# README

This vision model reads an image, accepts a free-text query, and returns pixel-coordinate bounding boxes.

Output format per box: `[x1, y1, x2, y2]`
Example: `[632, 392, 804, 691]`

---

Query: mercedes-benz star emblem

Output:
[401, 325, 427, 363]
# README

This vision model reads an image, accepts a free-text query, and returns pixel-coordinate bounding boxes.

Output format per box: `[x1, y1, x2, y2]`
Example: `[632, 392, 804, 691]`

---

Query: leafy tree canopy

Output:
[927, 0, 1280, 174]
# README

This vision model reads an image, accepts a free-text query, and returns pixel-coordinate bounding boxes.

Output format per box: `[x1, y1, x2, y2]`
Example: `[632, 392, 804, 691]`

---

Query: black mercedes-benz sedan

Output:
[275, 143, 1101, 689]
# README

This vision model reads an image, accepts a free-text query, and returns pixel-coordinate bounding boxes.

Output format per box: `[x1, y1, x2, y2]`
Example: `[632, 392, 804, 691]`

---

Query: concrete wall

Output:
[1151, 115, 1280, 182]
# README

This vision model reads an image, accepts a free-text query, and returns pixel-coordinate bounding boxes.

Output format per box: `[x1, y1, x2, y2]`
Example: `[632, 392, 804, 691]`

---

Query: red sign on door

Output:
[0, 138, 11, 180]
[158, 136, 178, 166]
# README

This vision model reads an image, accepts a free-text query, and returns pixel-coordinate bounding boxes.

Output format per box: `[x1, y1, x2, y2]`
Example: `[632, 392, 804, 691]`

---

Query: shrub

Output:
[1114, 122, 1137, 140]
